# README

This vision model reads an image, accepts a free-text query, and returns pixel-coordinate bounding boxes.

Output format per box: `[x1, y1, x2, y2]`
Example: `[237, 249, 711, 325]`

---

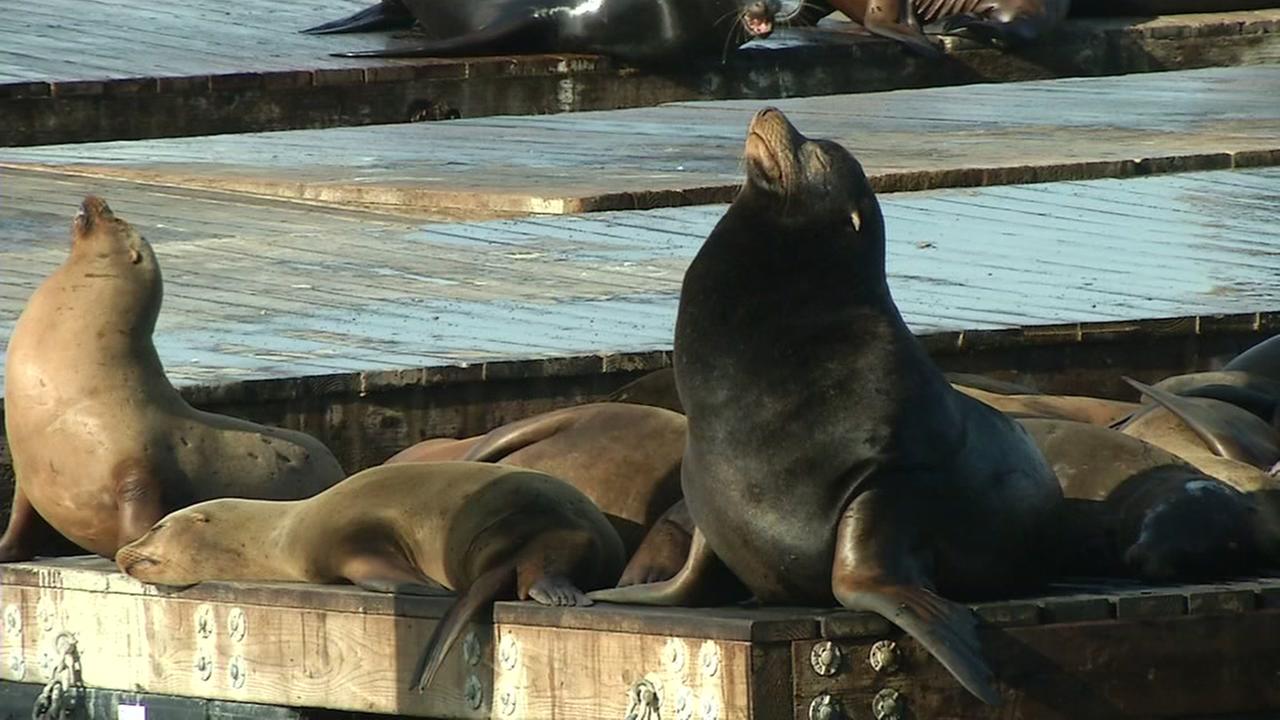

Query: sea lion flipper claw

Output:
[588, 527, 716, 606]
[837, 583, 999, 705]
[529, 574, 592, 606]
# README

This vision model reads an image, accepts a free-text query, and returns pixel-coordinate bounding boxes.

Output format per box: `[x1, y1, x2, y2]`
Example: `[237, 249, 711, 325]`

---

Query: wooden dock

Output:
[2, 556, 1279, 719]
[2, 2, 1279, 146]
[2, 164, 1278, 395]
[5, 65, 1280, 215]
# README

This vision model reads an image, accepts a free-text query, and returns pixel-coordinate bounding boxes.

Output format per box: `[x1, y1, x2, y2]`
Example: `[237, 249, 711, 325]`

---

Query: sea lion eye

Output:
[850, 210, 862, 232]
[191, 513, 209, 524]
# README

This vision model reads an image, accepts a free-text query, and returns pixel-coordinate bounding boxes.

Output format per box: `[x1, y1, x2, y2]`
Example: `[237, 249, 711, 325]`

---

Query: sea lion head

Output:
[1124, 478, 1260, 581]
[69, 195, 163, 329]
[115, 501, 238, 588]
[741, 107, 882, 238]
[739, 0, 781, 38]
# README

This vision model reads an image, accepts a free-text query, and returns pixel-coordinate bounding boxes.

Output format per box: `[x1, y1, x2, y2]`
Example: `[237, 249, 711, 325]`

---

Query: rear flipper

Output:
[333, 14, 549, 58]
[412, 562, 516, 692]
[941, 13, 1042, 47]
[301, 1, 415, 35]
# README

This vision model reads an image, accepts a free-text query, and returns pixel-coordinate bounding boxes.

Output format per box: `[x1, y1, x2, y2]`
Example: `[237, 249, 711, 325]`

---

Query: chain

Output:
[32, 633, 83, 720]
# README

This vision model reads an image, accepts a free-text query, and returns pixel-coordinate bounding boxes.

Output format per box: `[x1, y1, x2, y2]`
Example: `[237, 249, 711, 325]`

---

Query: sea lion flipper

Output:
[300, 1, 415, 35]
[461, 411, 577, 463]
[588, 527, 715, 605]
[0, 485, 47, 562]
[834, 583, 999, 704]
[345, 555, 454, 596]
[413, 562, 517, 692]
[528, 574, 592, 606]
[862, 19, 944, 57]
[617, 500, 694, 587]
[1123, 376, 1279, 467]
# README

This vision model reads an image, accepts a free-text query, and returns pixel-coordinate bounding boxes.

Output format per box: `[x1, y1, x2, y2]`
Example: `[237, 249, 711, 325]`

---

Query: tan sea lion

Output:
[386, 402, 689, 573]
[957, 386, 1139, 426]
[1118, 378, 1280, 472]
[0, 197, 346, 563]
[116, 461, 626, 692]
[591, 108, 1063, 706]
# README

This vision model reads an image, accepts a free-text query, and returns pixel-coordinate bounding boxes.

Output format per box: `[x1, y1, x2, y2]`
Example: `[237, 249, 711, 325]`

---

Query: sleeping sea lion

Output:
[802, 0, 1068, 55]
[1018, 419, 1272, 581]
[1118, 378, 1280, 472]
[0, 197, 346, 563]
[590, 108, 1063, 706]
[957, 386, 1139, 426]
[329, 0, 783, 65]
[386, 402, 688, 572]
[116, 462, 626, 692]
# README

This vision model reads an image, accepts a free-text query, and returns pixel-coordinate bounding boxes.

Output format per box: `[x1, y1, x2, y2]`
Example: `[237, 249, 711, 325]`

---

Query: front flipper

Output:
[831, 488, 999, 705]
[300, 0, 415, 35]
[1124, 376, 1280, 470]
[588, 527, 717, 605]
[0, 483, 53, 562]
[528, 574, 592, 606]
[617, 500, 694, 587]
[343, 553, 453, 596]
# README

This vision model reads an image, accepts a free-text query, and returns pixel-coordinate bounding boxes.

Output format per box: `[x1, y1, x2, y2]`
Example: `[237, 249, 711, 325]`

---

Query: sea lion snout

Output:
[740, 0, 779, 37]
[745, 107, 805, 193]
[73, 195, 116, 238]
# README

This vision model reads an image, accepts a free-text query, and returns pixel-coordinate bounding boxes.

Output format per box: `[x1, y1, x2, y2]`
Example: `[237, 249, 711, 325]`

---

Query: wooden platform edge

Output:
[3, 10, 1278, 148]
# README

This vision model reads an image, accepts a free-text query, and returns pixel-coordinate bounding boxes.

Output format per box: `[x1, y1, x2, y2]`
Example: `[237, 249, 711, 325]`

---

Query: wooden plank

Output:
[2, 165, 1279, 397]
[3, 5, 1280, 147]
[4, 65, 1280, 213]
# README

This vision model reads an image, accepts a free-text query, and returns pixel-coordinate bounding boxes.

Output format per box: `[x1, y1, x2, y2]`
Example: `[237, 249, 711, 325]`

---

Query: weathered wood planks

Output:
[2, 165, 1278, 395]
[5, 65, 1278, 214]
[3, 7, 1279, 146]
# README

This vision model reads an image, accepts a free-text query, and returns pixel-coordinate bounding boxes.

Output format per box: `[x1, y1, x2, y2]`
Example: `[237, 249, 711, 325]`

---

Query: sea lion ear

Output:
[129, 247, 142, 264]
[849, 209, 862, 232]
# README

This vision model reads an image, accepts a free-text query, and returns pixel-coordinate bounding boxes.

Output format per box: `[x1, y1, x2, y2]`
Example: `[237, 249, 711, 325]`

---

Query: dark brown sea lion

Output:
[1118, 378, 1280, 472]
[1224, 334, 1280, 382]
[385, 402, 687, 557]
[1018, 419, 1272, 581]
[302, 0, 415, 34]
[327, 0, 784, 66]
[0, 197, 346, 564]
[115, 462, 626, 692]
[607, 367, 683, 413]
[591, 108, 1063, 706]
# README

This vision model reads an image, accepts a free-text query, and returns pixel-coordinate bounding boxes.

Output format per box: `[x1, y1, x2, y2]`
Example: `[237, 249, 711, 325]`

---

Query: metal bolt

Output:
[463, 631, 481, 666]
[809, 640, 842, 677]
[868, 640, 899, 673]
[464, 675, 483, 710]
[194, 606, 215, 639]
[7, 654, 25, 681]
[809, 693, 845, 720]
[227, 609, 247, 642]
[701, 694, 720, 720]
[699, 641, 721, 678]
[499, 688, 518, 717]
[872, 688, 905, 720]
[664, 638, 687, 673]
[36, 598, 55, 632]
[673, 686, 693, 720]
[2, 605, 20, 636]
[194, 655, 213, 682]
[498, 633, 520, 671]
[38, 648, 55, 677]
[228, 656, 246, 689]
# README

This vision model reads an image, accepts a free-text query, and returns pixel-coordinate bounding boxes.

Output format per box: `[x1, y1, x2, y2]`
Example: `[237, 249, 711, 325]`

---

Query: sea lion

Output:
[0, 197, 347, 563]
[116, 462, 626, 692]
[957, 386, 1139, 426]
[1118, 378, 1280, 472]
[329, 0, 783, 65]
[1018, 419, 1271, 581]
[591, 108, 1063, 706]
[385, 402, 686, 555]
[607, 368, 683, 413]
[802, 0, 1068, 55]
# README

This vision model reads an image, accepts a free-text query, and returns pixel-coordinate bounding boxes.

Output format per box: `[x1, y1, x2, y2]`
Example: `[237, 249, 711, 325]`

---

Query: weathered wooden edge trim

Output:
[144, 310, 1277, 407]
[3, 11, 1278, 147]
